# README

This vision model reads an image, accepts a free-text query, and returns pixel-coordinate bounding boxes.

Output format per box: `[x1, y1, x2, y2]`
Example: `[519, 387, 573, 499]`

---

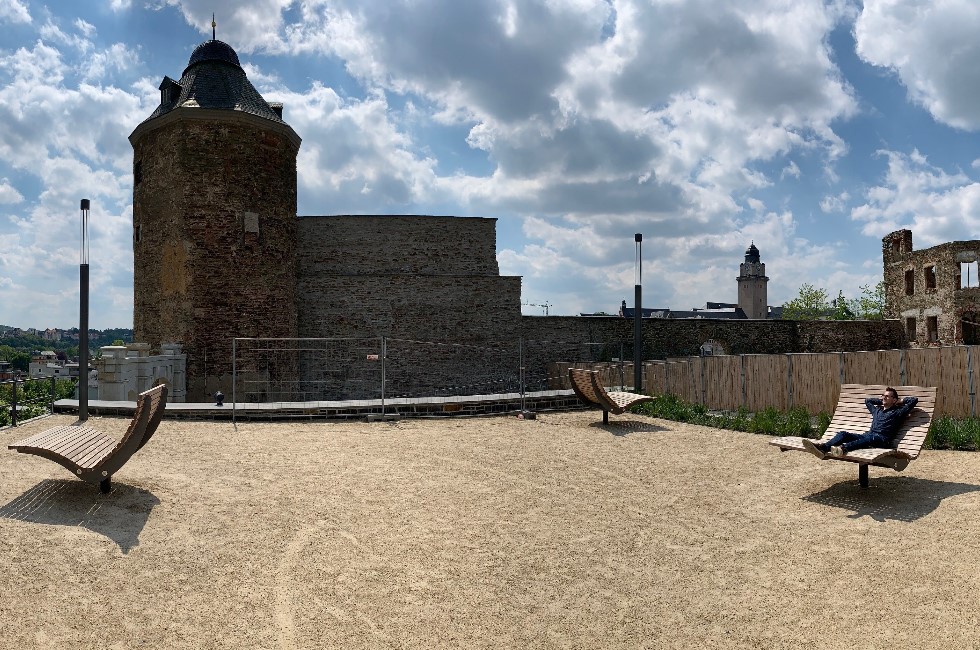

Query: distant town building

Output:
[737, 242, 770, 319]
[609, 243, 778, 320]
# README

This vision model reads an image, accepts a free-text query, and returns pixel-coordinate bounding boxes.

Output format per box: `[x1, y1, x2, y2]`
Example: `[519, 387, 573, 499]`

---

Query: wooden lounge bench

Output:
[770, 383, 936, 488]
[8, 384, 168, 493]
[568, 368, 654, 424]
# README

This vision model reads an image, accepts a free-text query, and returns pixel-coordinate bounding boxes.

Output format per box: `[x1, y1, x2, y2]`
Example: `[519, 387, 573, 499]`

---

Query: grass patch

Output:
[634, 394, 980, 452]
[632, 394, 827, 438]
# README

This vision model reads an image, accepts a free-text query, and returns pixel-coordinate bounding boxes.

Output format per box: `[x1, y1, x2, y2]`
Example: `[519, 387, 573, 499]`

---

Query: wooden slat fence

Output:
[553, 345, 980, 418]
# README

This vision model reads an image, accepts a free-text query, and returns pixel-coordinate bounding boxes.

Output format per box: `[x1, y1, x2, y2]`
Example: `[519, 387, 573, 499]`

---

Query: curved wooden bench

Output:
[770, 383, 936, 488]
[568, 368, 654, 424]
[8, 384, 168, 493]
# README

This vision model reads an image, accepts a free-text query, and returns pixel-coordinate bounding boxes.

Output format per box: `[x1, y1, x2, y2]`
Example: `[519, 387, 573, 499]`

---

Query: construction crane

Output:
[522, 301, 552, 316]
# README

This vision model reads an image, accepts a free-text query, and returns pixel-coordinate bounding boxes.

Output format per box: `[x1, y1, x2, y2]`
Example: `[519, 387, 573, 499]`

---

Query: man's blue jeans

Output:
[817, 431, 889, 453]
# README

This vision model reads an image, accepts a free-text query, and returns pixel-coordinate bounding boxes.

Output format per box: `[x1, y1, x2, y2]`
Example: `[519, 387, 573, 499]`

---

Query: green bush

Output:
[632, 395, 821, 438]
[926, 416, 978, 451]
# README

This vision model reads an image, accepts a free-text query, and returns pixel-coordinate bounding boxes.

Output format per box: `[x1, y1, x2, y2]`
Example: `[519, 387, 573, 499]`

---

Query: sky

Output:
[4, 0, 980, 329]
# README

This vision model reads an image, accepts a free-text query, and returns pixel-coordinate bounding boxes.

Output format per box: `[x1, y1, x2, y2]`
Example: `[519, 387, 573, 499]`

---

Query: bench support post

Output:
[100, 477, 112, 494]
[859, 464, 869, 489]
[603, 410, 609, 425]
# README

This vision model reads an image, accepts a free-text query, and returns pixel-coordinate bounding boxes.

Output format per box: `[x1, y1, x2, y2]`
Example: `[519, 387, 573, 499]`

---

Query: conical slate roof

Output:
[141, 39, 285, 125]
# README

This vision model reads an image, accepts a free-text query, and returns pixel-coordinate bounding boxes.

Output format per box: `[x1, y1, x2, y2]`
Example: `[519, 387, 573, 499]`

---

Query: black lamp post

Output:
[79, 199, 90, 421]
[634, 233, 643, 392]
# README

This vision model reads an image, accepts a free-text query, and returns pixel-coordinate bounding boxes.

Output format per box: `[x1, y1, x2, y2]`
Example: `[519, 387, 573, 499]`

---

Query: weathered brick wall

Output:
[132, 111, 299, 400]
[883, 229, 980, 345]
[297, 216, 500, 275]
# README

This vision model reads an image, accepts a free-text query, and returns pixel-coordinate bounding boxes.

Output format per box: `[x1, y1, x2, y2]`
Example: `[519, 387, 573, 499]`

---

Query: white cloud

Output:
[819, 191, 850, 213]
[0, 179, 24, 204]
[109, 0, 132, 11]
[855, 0, 980, 130]
[0, 0, 30, 24]
[851, 150, 980, 245]
[781, 160, 801, 180]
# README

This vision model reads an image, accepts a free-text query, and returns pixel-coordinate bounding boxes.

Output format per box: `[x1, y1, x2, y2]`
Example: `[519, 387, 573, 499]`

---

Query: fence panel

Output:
[787, 353, 839, 414]
[843, 349, 901, 386]
[744, 354, 789, 412]
[664, 357, 699, 403]
[702, 355, 742, 411]
[939, 346, 969, 418]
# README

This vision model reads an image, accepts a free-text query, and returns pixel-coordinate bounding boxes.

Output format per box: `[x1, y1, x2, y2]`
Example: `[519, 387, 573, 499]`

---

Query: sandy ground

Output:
[2, 410, 980, 649]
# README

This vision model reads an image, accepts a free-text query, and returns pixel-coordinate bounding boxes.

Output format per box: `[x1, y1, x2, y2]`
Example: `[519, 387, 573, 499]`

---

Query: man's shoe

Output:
[830, 446, 846, 458]
[801, 438, 826, 459]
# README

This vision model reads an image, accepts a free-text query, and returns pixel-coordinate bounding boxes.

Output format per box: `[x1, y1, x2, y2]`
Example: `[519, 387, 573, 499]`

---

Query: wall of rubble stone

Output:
[294, 216, 523, 399]
[131, 112, 299, 400]
[883, 229, 980, 345]
[519, 316, 907, 390]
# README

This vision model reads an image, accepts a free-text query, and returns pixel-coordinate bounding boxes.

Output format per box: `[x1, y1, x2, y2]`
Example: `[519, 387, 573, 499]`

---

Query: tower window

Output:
[906, 317, 917, 341]
[134, 160, 143, 186]
[134, 223, 142, 244]
[905, 269, 915, 295]
[927, 316, 939, 342]
[924, 265, 936, 290]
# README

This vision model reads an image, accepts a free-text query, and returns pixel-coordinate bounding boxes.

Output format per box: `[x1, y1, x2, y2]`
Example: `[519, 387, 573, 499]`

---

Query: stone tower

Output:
[129, 39, 301, 400]
[737, 242, 769, 319]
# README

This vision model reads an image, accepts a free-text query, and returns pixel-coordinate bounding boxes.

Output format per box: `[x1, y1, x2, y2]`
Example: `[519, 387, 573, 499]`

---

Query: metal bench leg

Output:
[859, 464, 869, 489]
[100, 477, 112, 493]
[603, 410, 608, 425]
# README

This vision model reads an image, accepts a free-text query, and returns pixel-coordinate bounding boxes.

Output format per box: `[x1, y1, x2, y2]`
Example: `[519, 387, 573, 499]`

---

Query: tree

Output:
[850, 281, 886, 320]
[782, 283, 829, 320]
[830, 290, 855, 320]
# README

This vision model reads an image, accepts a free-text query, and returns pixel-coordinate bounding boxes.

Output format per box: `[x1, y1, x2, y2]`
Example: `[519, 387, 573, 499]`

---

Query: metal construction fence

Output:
[230, 338, 980, 419]
[230, 336, 641, 408]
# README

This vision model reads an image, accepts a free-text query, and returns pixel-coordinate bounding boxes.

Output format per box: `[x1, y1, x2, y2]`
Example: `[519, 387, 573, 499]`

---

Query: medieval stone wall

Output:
[293, 215, 523, 399]
[296, 216, 500, 275]
[132, 111, 299, 400]
[519, 316, 907, 390]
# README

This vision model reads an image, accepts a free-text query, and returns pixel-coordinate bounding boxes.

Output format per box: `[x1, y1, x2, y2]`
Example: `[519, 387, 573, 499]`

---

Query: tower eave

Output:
[129, 107, 302, 149]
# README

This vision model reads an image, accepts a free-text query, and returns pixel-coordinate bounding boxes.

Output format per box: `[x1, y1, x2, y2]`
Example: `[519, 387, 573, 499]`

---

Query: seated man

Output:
[802, 387, 918, 459]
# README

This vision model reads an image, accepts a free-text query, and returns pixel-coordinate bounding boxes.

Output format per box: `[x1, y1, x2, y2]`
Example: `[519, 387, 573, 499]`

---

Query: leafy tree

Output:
[782, 283, 829, 320]
[830, 290, 855, 320]
[850, 280, 886, 320]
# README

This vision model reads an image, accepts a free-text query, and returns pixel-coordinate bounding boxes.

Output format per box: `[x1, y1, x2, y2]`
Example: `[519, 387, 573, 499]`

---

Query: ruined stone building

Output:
[883, 229, 980, 345]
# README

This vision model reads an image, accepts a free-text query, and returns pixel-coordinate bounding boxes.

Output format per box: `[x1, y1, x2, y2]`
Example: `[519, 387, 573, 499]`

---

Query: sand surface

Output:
[2, 410, 980, 649]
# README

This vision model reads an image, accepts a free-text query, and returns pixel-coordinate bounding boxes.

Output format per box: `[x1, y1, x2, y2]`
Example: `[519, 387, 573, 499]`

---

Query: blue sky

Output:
[4, 0, 980, 329]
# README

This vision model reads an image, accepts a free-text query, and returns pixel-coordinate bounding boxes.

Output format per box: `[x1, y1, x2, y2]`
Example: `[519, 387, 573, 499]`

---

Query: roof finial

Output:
[211, 13, 216, 40]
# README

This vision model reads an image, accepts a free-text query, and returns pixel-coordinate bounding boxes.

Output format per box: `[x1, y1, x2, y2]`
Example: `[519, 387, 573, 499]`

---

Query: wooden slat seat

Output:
[770, 383, 936, 488]
[569, 368, 654, 424]
[8, 384, 168, 493]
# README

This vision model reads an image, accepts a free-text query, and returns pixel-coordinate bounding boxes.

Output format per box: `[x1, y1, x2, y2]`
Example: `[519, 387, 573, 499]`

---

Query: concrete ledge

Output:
[54, 389, 587, 421]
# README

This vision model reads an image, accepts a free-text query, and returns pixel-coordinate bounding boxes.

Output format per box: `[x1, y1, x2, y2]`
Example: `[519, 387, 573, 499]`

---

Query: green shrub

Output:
[816, 412, 831, 435]
[632, 394, 822, 438]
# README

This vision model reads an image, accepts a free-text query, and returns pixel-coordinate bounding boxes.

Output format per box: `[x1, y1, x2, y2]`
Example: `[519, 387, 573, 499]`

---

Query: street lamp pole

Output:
[79, 199, 89, 421]
[634, 233, 643, 392]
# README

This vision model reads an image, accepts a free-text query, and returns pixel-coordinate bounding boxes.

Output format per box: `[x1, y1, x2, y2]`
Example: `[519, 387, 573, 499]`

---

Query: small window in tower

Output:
[961, 261, 979, 288]
[134, 224, 141, 244]
[905, 269, 915, 295]
[924, 265, 936, 290]
[134, 160, 143, 186]
[927, 316, 939, 342]
[906, 317, 917, 341]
